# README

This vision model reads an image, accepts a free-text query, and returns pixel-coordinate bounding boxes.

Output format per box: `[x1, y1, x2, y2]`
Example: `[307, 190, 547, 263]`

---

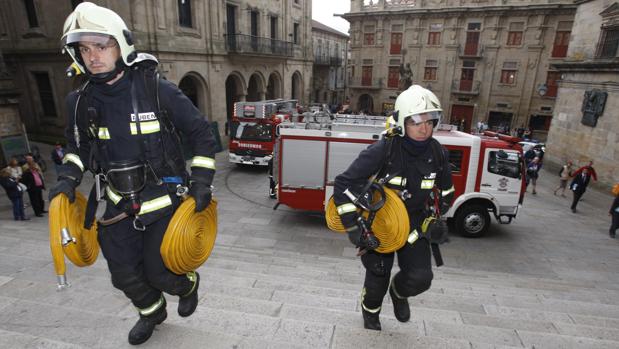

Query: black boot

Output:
[389, 282, 410, 323]
[128, 306, 167, 345]
[362, 308, 381, 331]
[178, 271, 200, 317]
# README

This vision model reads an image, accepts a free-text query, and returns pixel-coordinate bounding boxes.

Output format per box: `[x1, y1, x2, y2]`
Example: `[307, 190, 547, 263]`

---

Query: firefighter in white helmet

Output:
[333, 85, 455, 330]
[49, 2, 218, 345]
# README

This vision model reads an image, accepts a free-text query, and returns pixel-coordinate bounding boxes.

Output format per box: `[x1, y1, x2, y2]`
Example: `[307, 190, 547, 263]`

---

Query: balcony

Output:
[451, 80, 481, 95]
[314, 55, 343, 66]
[224, 34, 293, 57]
[348, 77, 383, 89]
[458, 44, 484, 59]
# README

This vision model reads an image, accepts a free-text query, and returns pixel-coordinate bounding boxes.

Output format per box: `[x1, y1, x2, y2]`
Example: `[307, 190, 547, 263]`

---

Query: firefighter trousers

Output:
[97, 213, 193, 311]
[360, 238, 433, 310]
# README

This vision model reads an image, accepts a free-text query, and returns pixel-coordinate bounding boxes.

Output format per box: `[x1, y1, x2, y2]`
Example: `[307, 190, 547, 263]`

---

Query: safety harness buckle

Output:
[133, 217, 146, 231]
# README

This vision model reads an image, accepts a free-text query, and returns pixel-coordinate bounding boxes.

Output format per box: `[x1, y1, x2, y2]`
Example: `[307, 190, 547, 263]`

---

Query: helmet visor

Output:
[63, 32, 115, 47]
[405, 111, 442, 125]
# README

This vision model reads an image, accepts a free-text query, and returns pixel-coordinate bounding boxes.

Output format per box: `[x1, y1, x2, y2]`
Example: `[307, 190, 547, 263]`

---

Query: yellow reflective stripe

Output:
[361, 288, 381, 313]
[98, 127, 110, 140]
[408, 229, 420, 244]
[191, 156, 216, 170]
[130, 120, 160, 135]
[390, 280, 406, 300]
[181, 271, 198, 297]
[442, 186, 455, 196]
[138, 195, 172, 215]
[336, 203, 357, 215]
[421, 179, 434, 189]
[388, 176, 406, 186]
[137, 295, 164, 316]
[62, 153, 84, 172]
[106, 186, 122, 204]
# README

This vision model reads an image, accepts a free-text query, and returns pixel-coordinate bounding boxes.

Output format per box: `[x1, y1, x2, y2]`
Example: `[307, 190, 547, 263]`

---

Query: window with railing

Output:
[178, 0, 192, 28]
[552, 21, 572, 58]
[387, 66, 399, 88]
[596, 26, 619, 58]
[390, 32, 402, 54]
[545, 71, 561, 98]
[362, 66, 373, 86]
[364, 25, 375, 46]
[506, 22, 524, 46]
[424, 59, 438, 81]
[500, 62, 518, 85]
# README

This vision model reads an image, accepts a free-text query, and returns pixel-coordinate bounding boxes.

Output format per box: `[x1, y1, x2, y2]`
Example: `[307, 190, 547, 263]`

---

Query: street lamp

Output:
[537, 83, 548, 97]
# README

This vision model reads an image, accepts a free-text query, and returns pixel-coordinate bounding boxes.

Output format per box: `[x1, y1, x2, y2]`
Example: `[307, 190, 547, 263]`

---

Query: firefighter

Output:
[333, 85, 454, 330]
[48, 2, 217, 345]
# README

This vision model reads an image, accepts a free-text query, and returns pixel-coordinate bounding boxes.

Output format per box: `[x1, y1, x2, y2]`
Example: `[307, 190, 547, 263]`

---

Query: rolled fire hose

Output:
[325, 187, 409, 253]
[49, 192, 99, 290]
[161, 197, 218, 275]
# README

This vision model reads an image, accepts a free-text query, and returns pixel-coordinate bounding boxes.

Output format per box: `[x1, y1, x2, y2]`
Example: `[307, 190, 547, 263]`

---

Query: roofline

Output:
[311, 19, 349, 38]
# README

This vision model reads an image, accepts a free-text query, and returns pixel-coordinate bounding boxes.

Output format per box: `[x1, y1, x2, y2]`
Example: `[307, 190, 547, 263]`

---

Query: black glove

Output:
[426, 219, 449, 244]
[189, 181, 212, 212]
[346, 218, 379, 251]
[48, 178, 78, 203]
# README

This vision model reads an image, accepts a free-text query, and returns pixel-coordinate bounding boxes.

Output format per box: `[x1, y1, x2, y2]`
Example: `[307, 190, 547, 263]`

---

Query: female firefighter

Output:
[333, 85, 454, 330]
[48, 2, 217, 345]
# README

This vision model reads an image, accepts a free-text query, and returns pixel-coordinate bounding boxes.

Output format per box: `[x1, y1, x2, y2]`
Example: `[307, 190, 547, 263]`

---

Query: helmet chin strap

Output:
[86, 59, 127, 84]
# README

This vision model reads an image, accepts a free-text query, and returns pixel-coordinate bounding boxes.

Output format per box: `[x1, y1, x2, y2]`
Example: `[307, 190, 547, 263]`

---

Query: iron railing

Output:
[348, 77, 384, 89]
[225, 34, 293, 57]
[451, 80, 481, 95]
[314, 55, 343, 66]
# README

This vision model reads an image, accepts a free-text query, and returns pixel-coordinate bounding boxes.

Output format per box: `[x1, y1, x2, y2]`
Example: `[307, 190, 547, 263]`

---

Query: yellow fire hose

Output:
[48, 192, 99, 290]
[326, 188, 409, 253]
[160, 197, 218, 275]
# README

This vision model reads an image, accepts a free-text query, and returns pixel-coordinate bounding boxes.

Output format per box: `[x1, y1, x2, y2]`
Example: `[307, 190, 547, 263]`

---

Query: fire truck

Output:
[272, 119, 525, 237]
[229, 99, 298, 166]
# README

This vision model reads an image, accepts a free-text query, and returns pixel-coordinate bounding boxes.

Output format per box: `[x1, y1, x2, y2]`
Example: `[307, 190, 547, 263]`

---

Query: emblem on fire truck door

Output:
[498, 177, 508, 190]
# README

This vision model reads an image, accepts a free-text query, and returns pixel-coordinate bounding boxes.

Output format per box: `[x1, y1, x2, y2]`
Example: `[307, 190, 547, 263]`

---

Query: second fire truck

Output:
[229, 99, 298, 166]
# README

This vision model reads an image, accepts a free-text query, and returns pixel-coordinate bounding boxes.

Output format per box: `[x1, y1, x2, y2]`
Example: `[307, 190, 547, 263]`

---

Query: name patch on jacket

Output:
[130, 112, 157, 122]
[421, 172, 437, 189]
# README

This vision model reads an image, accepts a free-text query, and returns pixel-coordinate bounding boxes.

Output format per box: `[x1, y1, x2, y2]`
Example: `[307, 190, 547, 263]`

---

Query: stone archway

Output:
[247, 72, 266, 101]
[266, 72, 282, 100]
[225, 73, 246, 135]
[358, 94, 374, 114]
[291, 71, 303, 101]
[178, 72, 210, 119]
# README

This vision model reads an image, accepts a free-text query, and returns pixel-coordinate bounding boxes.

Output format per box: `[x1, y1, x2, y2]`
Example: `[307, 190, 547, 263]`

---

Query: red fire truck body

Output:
[274, 122, 525, 237]
[229, 100, 297, 166]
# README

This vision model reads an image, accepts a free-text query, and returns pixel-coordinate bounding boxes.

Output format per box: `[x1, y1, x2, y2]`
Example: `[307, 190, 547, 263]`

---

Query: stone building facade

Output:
[546, 0, 619, 188]
[342, 0, 576, 138]
[311, 19, 348, 108]
[0, 0, 313, 140]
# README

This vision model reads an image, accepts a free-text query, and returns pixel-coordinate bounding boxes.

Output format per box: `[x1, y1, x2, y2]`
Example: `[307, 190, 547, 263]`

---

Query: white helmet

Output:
[391, 85, 443, 136]
[61, 2, 136, 74]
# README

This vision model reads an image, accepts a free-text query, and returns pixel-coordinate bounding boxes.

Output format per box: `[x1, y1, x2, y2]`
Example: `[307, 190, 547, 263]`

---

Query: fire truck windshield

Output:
[231, 121, 272, 142]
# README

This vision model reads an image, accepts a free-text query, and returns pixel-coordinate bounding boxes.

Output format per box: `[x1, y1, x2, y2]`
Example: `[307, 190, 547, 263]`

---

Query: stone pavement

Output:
[0, 142, 618, 348]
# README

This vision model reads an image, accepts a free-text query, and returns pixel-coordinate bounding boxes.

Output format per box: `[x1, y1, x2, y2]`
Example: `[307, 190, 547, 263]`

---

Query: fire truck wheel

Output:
[455, 205, 490, 237]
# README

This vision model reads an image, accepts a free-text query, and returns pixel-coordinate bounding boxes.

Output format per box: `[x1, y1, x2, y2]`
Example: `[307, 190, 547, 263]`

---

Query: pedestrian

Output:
[609, 187, 619, 238]
[0, 168, 28, 221]
[554, 160, 573, 197]
[21, 153, 46, 217]
[50, 141, 65, 174]
[516, 125, 525, 138]
[523, 127, 532, 140]
[569, 167, 591, 213]
[333, 85, 454, 331]
[573, 160, 598, 182]
[526, 157, 540, 194]
[6, 157, 23, 180]
[48, 2, 217, 345]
